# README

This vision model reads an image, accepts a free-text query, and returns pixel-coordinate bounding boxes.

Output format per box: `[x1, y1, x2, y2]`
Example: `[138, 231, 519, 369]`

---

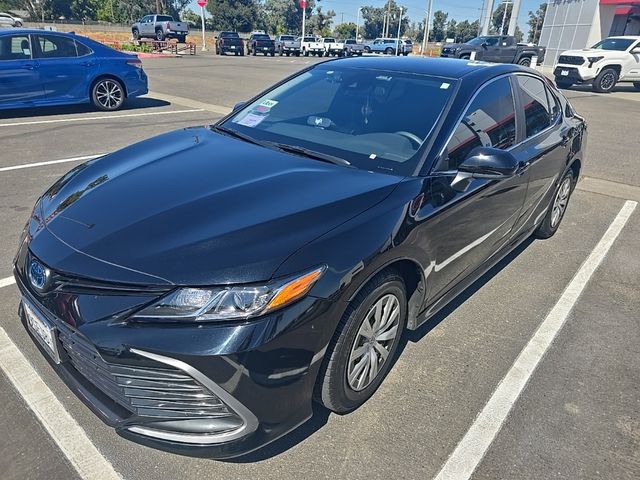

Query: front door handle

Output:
[23, 63, 36, 70]
[81, 61, 95, 67]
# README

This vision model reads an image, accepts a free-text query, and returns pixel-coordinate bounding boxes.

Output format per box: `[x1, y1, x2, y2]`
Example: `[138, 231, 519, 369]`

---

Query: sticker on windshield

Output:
[255, 99, 278, 114]
[235, 113, 267, 127]
[440, 82, 450, 89]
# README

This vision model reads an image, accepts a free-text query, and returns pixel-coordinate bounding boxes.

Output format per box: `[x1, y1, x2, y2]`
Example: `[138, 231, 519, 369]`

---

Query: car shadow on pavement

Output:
[0, 97, 171, 120]
[561, 84, 640, 95]
[225, 237, 535, 463]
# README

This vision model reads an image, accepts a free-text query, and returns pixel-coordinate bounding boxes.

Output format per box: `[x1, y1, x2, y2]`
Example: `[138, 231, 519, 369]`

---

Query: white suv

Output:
[554, 36, 640, 92]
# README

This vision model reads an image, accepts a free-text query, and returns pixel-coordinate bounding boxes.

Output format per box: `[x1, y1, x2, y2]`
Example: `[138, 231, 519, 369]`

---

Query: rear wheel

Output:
[155, 29, 165, 41]
[91, 78, 125, 111]
[592, 67, 618, 93]
[633, 81, 640, 91]
[315, 270, 407, 413]
[177, 35, 186, 43]
[534, 169, 575, 239]
[270, 51, 275, 56]
[518, 56, 531, 67]
[384, 47, 394, 55]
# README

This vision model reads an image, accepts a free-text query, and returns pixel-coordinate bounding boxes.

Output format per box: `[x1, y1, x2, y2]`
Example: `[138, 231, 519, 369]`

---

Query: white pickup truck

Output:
[553, 36, 640, 92]
[299, 36, 324, 56]
[323, 38, 345, 57]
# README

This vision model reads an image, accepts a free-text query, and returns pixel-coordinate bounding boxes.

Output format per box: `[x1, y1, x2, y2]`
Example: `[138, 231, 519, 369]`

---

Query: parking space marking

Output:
[0, 154, 103, 173]
[0, 108, 204, 128]
[434, 200, 637, 480]
[577, 176, 640, 202]
[147, 92, 231, 115]
[0, 327, 123, 480]
[0, 277, 15, 288]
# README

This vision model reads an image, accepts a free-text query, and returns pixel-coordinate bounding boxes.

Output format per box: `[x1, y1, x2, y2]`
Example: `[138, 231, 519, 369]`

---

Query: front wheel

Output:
[132, 28, 140, 40]
[364, 46, 371, 53]
[534, 169, 575, 239]
[315, 270, 407, 413]
[91, 78, 125, 111]
[592, 67, 618, 93]
[555, 79, 573, 89]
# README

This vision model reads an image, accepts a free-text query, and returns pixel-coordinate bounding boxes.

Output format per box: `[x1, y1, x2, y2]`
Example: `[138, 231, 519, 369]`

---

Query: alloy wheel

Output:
[95, 80, 124, 110]
[551, 177, 571, 228]
[601, 72, 615, 91]
[347, 293, 400, 391]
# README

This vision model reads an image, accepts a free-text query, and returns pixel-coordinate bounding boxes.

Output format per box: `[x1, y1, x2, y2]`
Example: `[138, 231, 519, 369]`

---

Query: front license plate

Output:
[561, 70, 569, 76]
[24, 300, 60, 364]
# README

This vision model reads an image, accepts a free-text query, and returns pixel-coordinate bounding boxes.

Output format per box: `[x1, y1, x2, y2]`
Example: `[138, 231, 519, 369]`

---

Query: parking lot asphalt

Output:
[0, 54, 638, 480]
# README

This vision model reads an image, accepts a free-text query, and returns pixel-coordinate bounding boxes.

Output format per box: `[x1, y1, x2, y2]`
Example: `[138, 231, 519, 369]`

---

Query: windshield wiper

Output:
[271, 143, 352, 167]
[213, 125, 270, 148]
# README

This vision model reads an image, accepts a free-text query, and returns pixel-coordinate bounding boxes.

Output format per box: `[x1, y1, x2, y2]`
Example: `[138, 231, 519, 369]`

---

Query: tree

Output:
[206, 0, 260, 32]
[527, 3, 546, 44]
[491, 2, 512, 35]
[455, 20, 478, 43]
[431, 10, 447, 41]
[445, 19, 456, 41]
[334, 22, 357, 39]
[360, 1, 407, 40]
[307, 6, 335, 36]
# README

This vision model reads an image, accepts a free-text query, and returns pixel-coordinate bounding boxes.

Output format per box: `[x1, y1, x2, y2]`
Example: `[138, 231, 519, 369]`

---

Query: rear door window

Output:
[435, 76, 516, 171]
[516, 75, 552, 137]
[33, 34, 78, 59]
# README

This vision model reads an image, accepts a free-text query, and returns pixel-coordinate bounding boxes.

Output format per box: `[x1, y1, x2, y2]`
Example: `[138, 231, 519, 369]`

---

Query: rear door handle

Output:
[23, 63, 36, 70]
[81, 61, 95, 67]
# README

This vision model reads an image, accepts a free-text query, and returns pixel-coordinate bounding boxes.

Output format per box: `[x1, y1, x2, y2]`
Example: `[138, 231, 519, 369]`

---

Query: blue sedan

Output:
[0, 29, 148, 111]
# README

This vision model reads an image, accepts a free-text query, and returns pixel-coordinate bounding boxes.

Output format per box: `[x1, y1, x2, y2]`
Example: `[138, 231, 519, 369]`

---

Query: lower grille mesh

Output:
[58, 325, 232, 419]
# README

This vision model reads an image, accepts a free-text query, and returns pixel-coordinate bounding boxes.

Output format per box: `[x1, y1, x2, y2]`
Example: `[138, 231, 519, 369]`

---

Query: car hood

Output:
[31, 127, 402, 286]
[560, 48, 611, 57]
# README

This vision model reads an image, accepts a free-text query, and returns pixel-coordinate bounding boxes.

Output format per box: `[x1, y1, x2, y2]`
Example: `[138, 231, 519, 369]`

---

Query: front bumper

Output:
[554, 65, 594, 83]
[14, 252, 338, 458]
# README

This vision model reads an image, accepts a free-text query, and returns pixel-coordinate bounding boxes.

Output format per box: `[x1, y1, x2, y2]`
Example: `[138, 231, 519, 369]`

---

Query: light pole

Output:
[301, 0, 307, 42]
[421, 0, 433, 56]
[500, 0, 512, 35]
[356, 7, 361, 41]
[200, 5, 207, 51]
[396, 7, 403, 55]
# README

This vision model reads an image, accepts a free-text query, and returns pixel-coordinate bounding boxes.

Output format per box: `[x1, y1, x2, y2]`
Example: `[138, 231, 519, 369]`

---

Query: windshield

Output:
[591, 38, 635, 51]
[219, 65, 455, 175]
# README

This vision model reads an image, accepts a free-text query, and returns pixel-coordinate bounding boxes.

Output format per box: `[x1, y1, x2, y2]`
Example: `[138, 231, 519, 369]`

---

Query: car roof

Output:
[320, 56, 529, 81]
[605, 35, 640, 40]
[0, 28, 76, 36]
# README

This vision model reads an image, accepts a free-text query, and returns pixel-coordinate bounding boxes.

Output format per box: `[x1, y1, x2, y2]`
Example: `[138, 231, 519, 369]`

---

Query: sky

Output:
[188, 0, 543, 37]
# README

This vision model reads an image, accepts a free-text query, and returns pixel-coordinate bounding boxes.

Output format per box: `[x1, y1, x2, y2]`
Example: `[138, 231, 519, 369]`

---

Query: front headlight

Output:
[587, 56, 604, 66]
[132, 266, 325, 322]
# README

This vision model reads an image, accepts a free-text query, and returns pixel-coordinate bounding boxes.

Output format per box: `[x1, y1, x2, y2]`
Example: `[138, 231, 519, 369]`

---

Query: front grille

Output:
[58, 325, 232, 420]
[558, 55, 584, 65]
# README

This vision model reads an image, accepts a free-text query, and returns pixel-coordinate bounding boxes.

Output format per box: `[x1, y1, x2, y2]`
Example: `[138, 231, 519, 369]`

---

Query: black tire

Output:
[177, 35, 186, 43]
[132, 28, 140, 40]
[91, 77, 125, 112]
[304, 49, 309, 56]
[592, 67, 618, 93]
[534, 169, 576, 239]
[460, 54, 470, 60]
[384, 47, 394, 55]
[240, 50, 244, 56]
[357, 51, 363, 56]
[285, 52, 290, 57]
[633, 81, 640, 91]
[518, 56, 531, 67]
[315, 270, 407, 413]
[364, 46, 371, 53]
[270, 51, 275, 56]
[155, 29, 165, 41]
[15, 21, 23, 27]
[555, 79, 573, 89]
[403, 52, 408, 56]
[252, 48, 256, 56]
[295, 51, 300, 57]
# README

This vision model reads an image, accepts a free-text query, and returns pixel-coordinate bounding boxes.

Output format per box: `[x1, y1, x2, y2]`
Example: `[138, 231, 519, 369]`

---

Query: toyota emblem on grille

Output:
[28, 259, 49, 292]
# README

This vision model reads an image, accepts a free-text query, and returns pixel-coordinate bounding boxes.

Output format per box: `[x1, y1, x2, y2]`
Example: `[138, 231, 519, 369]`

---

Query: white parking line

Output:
[0, 108, 204, 128]
[0, 327, 123, 480]
[0, 276, 15, 288]
[0, 154, 103, 173]
[434, 199, 638, 480]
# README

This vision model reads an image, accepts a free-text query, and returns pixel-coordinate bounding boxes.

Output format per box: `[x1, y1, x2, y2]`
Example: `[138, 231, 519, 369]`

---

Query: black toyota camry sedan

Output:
[14, 57, 586, 458]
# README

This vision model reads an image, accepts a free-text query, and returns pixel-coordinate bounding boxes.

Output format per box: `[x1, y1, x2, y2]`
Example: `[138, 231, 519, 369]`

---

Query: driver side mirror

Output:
[631, 47, 640, 54]
[451, 147, 519, 191]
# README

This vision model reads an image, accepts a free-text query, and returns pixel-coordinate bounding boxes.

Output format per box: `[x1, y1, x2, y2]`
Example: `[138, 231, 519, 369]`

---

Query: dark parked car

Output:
[440, 35, 545, 66]
[247, 32, 275, 56]
[0, 29, 148, 111]
[215, 31, 244, 56]
[15, 57, 585, 458]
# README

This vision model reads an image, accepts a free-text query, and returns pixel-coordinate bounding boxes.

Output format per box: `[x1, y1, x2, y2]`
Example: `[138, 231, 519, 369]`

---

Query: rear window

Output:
[345, 39, 356, 45]
[324, 38, 335, 43]
[156, 16, 173, 22]
[280, 36, 294, 41]
[221, 32, 239, 38]
[303, 37, 316, 42]
[34, 34, 78, 59]
[254, 34, 270, 40]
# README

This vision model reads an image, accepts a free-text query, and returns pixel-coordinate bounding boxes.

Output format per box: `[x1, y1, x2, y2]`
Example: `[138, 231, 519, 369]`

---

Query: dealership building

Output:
[539, 0, 640, 67]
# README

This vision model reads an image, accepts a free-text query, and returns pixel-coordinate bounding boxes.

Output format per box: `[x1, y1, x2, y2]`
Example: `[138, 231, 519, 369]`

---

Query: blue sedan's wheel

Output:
[92, 79, 125, 111]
